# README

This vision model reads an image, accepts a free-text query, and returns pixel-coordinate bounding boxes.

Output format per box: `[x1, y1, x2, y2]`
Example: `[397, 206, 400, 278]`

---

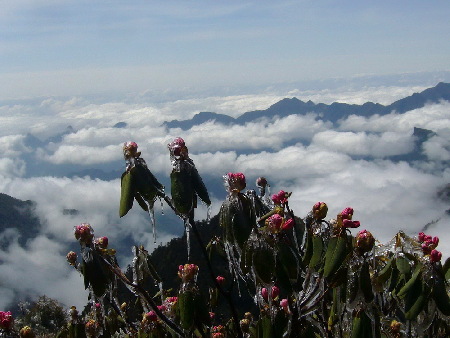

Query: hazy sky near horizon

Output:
[1, 0, 449, 99]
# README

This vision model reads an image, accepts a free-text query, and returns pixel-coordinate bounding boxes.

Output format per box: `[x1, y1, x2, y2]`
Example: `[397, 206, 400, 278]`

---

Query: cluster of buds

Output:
[95, 236, 108, 249]
[123, 141, 140, 160]
[74, 223, 94, 245]
[0, 311, 13, 331]
[211, 325, 226, 337]
[178, 264, 199, 283]
[85, 319, 100, 337]
[418, 232, 441, 262]
[390, 320, 402, 338]
[355, 229, 375, 255]
[312, 202, 328, 220]
[19, 325, 35, 338]
[143, 311, 158, 322]
[261, 285, 280, 302]
[265, 214, 294, 234]
[168, 137, 189, 159]
[271, 190, 290, 205]
[161, 297, 178, 318]
[337, 207, 360, 229]
[225, 172, 246, 193]
[66, 251, 78, 266]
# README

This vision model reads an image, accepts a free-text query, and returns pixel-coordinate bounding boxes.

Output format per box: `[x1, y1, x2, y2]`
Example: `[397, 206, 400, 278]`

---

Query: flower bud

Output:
[340, 207, 354, 220]
[96, 236, 109, 249]
[430, 249, 442, 263]
[0, 311, 13, 330]
[178, 263, 199, 282]
[144, 311, 158, 322]
[66, 251, 77, 265]
[342, 219, 360, 228]
[418, 232, 426, 243]
[225, 172, 246, 192]
[123, 141, 138, 159]
[240, 318, 250, 332]
[266, 214, 283, 233]
[390, 320, 401, 334]
[312, 202, 328, 220]
[256, 177, 267, 188]
[272, 190, 290, 205]
[19, 326, 35, 338]
[281, 218, 294, 231]
[261, 285, 279, 301]
[355, 230, 375, 254]
[216, 276, 225, 285]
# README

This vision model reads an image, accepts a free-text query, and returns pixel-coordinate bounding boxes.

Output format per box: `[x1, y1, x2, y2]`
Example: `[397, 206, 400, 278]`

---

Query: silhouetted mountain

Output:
[113, 122, 127, 128]
[165, 112, 235, 130]
[0, 193, 41, 248]
[164, 82, 450, 129]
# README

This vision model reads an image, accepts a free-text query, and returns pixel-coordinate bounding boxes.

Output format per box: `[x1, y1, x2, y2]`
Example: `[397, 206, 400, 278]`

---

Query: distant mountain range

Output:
[164, 82, 450, 129]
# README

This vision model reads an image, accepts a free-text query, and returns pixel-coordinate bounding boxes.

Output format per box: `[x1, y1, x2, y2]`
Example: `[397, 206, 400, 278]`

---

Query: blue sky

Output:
[1, 0, 449, 99]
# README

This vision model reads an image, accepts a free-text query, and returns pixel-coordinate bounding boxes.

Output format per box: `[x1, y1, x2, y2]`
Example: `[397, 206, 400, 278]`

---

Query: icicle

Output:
[160, 197, 164, 215]
[185, 219, 191, 262]
[148, 204, 157, 243]
[158, 281, 164, 303]
[206, 204, 212, 223]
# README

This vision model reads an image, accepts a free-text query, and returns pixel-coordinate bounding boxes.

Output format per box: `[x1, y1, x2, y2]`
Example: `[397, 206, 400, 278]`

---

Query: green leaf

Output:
[351, 310, 372, 338]
[178, 289, 196, 330]
[360, 261, 374, 303]
[397, 262, 422, 298]
[405, 278, 430, 320]
[170, 170, 194, 216]
[324, 235, 348, 278]
[396, 255, 411, 275]
[432, 274, 450, 316]
[120, 171, 135, 217]
[309, 235, 324, 268]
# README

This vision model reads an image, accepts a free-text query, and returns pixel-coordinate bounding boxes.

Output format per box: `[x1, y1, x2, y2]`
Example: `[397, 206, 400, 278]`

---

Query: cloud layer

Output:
[1, 83, 450, 311]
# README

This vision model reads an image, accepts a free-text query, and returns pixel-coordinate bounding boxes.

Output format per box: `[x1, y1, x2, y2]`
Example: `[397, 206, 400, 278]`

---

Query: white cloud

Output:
[311, 130, 414, 157]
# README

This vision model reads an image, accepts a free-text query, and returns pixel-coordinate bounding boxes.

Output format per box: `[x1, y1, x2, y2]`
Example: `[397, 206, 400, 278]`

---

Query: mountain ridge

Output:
[164, 82, 450, 129]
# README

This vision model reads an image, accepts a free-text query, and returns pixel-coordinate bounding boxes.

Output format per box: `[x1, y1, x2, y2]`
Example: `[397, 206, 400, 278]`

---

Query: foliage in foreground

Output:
[1, 140, 450, 337]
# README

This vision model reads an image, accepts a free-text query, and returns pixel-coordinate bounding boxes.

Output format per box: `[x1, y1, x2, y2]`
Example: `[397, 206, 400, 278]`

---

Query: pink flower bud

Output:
[272, 190, 289, 205]
[313, 202, 328, 220]
[157, 305, 167, 312]
[256, 177, 267, 188]
[281, 218, 294, 231]
[0, 311, 13, 330]
[418, 232, 426, 243]
[145, 311, 158, 322]
[266, 214, 283, 233]
[342, 219, 360, 228]
[216, 276, 225, 285]
[97, 236, 108, 248]
[355, 229, 375, 254]
[226, 172, 246, 192]
[261, 285, 279, 301]
[280, 298, 289, 308]
[66, 251, 77, 265]
[209, 312, 215, 319]
[340, 207, 354, 220]
[432, 236, 439, 247]
[430, 249, 442, 263]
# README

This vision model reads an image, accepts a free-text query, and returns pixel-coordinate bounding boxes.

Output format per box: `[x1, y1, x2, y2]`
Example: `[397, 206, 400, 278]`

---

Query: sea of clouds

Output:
[1, 83, 450, 310]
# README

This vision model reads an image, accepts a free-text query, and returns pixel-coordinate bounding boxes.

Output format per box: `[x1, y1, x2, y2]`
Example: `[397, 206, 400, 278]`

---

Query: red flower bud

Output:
[216, 276, 225, 285]
[312, 202, 328, 220]
[430, 249, 442, 263]
[342, 219, 360, 228]
[340, 207, 354, 220]
[281, 218, 294, 231]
